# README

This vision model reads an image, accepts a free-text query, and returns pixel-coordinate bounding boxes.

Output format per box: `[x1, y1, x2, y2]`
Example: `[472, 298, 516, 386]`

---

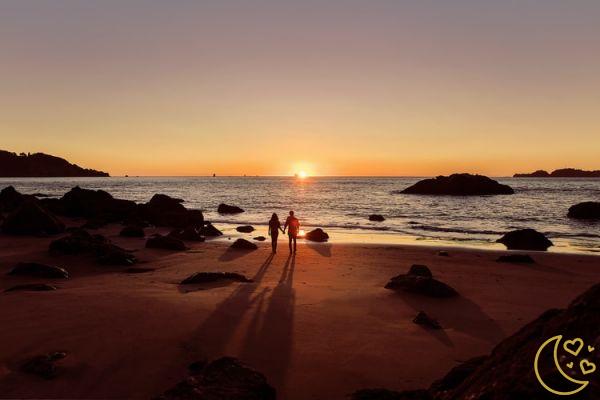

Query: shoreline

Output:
[2, 223, 600, 399]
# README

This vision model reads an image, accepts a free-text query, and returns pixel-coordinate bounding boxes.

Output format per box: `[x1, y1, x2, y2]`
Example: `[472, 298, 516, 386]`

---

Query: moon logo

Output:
[534, 335, 594, 396]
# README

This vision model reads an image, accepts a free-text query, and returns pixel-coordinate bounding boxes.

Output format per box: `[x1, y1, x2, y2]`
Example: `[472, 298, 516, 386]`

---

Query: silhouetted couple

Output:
[268, 211, 300, 253]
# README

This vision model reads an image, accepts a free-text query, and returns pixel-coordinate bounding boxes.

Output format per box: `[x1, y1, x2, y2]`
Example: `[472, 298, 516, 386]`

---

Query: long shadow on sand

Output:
[188, 253, 275, 356]
[391, 292, 505, 346]
[187, 253, 296, 391]
[239, 254, 296, 391]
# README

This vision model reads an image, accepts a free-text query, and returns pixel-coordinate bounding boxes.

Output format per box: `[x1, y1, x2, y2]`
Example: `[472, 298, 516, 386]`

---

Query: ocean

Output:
[1, 177, 599, 254]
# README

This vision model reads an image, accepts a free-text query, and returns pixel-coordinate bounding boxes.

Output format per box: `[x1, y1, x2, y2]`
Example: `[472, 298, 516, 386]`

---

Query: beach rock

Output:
[369, 214, 385, 222]
[200, 223, 223, 237]
[123, 267, 155, 274]
[218, 203, 245, 214]
[230, 238, 258, 250]
[49, 229, 136, 265]
[4, 283, 57, 292]
[21, 352, 67, 380]
[350, 388, 432, 400]
[568, 201, 600, 220]
[0, 186, 26, 212]
[120, 225, 145, 237]
[181, 272, 253, 285]
[413, 311, 442, 329]
[57, 186, 136, 221]
[157, 357, 275, 400]
[428, 283, 600, 399]
[496, 228, 553, 251]
[8, 262, 69, 279]
[236, 225, 255, 233]
[385, 266, 458, 298]
[305, 228, 329, 242]
[399, 174, 514, 196]
[408, 264, 433, 278]
[254, 236, 266, 241]
[148, 193, 185, 212]
[2, 201, 65, 235]
[496, 254, 535, 264]
[146, 234, 188, 251]
[437, 251, 449, 257]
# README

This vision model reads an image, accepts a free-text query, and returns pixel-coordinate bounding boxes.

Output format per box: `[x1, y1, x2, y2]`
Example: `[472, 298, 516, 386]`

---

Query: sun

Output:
[296, 170, 308, 179]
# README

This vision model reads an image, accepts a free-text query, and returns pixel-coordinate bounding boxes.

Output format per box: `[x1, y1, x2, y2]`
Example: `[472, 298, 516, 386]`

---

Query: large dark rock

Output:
[8, 262, 69, 279]
[369, 214, 385, 222]
[136, 194, 203, 228]
[230, 238, 258, 250]
[146, 234, 188, 251]
[157, 357, 276, 400]
[218, 203, 244, 214]
[49, 229, 136, 265]
[435, 283, 600, 399]
[169, 227, 205, 242]
[181, 272, 252, 285]
[385, 266, 458, 298]
[0, 186, 26, 212]
[236, 225, 255, 233]
[21, 352, 67, 379]
[4, 283, 57, 292]
[357, 283, 600, 399]
[2, 201, 65, 235]
[399, 174, 514, 196]
[305, 228, 329, 242]
[120, 225, 145, 237]
[496, 229, 553, 251]
[568, 202, 600, 220]
[57, 186, 136, 222]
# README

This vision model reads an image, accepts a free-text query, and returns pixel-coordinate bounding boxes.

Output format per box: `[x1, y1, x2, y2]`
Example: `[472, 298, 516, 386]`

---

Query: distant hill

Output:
[0, 150, 109, 177]
[514, 168, 600, 178]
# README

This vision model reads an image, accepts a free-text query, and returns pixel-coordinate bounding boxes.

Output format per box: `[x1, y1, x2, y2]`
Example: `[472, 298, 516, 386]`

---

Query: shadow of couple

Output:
[188, 253, 296, 391]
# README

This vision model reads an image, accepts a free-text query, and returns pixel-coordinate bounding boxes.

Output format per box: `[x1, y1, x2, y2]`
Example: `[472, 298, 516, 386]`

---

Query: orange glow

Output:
[296, 170, 308, 179]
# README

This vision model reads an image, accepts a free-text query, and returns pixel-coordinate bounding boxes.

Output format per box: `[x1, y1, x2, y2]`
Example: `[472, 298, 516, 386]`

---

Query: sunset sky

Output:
[1, 1, 599, 176]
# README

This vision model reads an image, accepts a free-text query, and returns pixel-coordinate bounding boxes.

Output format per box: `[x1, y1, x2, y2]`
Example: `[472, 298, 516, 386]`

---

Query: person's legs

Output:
[288, 234, 293, 252]
[293, 236, 297, 252]
[271, 234, 278, 253]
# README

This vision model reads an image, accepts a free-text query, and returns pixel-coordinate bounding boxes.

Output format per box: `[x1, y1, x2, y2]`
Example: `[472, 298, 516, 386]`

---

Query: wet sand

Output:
[1, 224, 599, 399]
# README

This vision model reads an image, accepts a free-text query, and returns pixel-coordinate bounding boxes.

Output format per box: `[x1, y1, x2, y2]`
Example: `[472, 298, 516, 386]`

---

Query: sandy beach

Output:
[1, 222, 599, 399]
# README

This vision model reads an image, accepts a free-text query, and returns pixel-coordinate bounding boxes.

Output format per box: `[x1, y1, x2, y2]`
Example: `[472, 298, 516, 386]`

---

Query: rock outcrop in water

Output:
[353, 282, 600, 399]
[399, 174, 514, 196]
[514, 168, 600, 178]
[218, 203, 244, 214]
[568, 202, 600, 220]
[0, 150, 108, 177]
[496, 229, 553, 251]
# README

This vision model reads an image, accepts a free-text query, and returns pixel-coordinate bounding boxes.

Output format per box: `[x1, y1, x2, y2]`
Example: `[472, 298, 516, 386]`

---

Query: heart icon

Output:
[567, 362, 574, 369]
[580, 359, 596, 375]
[588, 345, 595, 353]
[564, 338, 584, 356]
